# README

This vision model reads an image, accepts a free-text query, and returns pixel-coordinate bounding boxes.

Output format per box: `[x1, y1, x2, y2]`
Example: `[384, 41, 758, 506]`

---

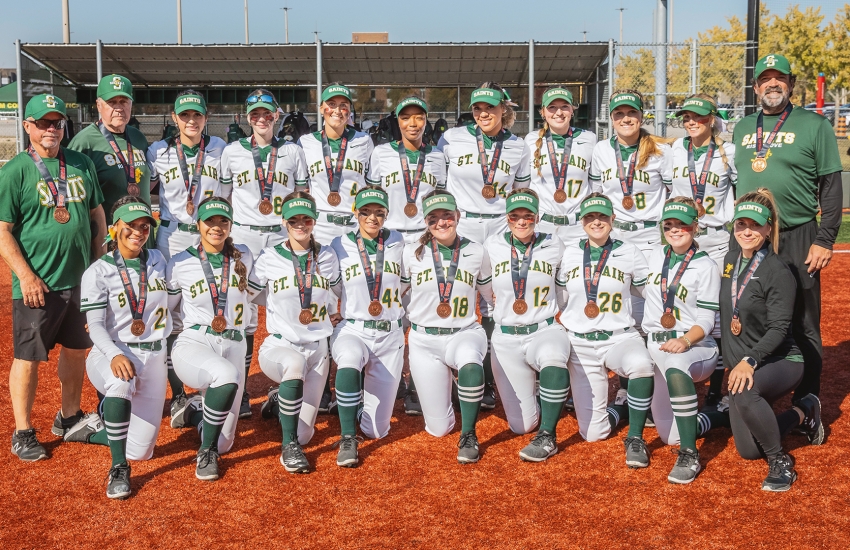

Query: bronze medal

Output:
[328, 191, 342, 207]
[127, 184, 140, 197]
[298, 309, 313, 325]
[130, 319, 146, 336]
[751, 157, 767, 173]
[436, 302, 452, 319]
[53, 207, 70, 224]
[258, 199, 273, 215]
[731, 318, 742, 336]
[211, 315, 227, 333]
[660, 312, 677, 330]
[512, 299, 528, 315]
[621, 195, 635, 210]
[481, 186, 496, 199]
[584, 301, 600, 319]
[696, 202, 706, 218]
[404, 203, 418, 218]
[368, 300, 383, 317]
[554, 189, 568, 204]
[186, 201, 195, 216]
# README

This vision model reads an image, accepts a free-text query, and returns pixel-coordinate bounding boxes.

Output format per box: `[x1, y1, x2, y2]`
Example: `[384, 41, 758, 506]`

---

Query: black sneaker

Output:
[260, 387, 280, 420]
[170, 395, 202, 429]
[63, 412, 103, 443]
[668, 448, 701, 484]
[11, 429, 47, 462]
[404, 390, 422, 416]
[51, 409, 84, 437]
[624, 436, 650, 468]
[457, 431, 480, 464]
[106, 462, 132, 499]
[519, 430, 558, 462]
[797, 394, 825, 445]
[318, 388, 337, 415]
[280, 441, 311, 473]
[762, 453, 797, 492]
[169, 393, 189, 419]
[481, 383, 496, 411]
[334, 434, 360, 467]
[238, 391, 252, 419]
[196, 448, 221, 481]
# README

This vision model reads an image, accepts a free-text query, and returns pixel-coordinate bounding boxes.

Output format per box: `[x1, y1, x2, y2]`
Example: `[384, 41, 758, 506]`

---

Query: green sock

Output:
[201, 383, 238, 451]
[89, 428, 109, 446]
[335, 368, 362, 436]
[538, 366, 568, 434]
[626, 377, 653, 438]
[698, 410, 730, 435]
[458, 363, 484, 433]
[244, 334, 255, 387]
[166, 334, 185, 397]
[666, 370, 698, 451]
[278, 379, 303, 444]
[102, 397, 132, 466]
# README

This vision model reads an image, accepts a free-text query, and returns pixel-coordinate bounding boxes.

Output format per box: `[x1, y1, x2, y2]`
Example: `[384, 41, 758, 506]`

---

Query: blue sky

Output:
[1, 0, 843, 69]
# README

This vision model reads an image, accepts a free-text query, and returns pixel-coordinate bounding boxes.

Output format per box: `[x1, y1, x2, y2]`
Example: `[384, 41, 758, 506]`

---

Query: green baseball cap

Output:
[676, 96, 717, 117]
[542, 88, 574, 107]
[754, 54, 792, 80]
[245, 91, 278, 114]
[198, 200, 233, 221]
[506, 192, 539, 214]
[609, 92, 642, 112]
[422, 194, 457, 216]
[580, 196, 614, 218]
[733, 201, 772, 226]
[282, 196, 318, 220]
[355, 188, 389, 210]
[113, 202, 154, 224]
[97, 74, 133, 101]
[469, 88, 503, 108]
[395, 96, 428, 116]
[662, 202, 698, 225]
[321, 85, 352, 103]
[175, 93, 207, 115]
[24, 94, 67, 121]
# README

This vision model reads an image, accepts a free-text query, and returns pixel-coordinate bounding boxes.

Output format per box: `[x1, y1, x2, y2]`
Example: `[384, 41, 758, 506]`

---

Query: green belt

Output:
[160, 219, 199, 233]
[411, 323, 462, 335]
[234, 221, 282, 232]
[347, 319, 403, 332]
[541, 213, 579, 225]
[613, 219, 658, 232]
[696, 226, 725, 236]
[126, 340, 164, 351]
[395, 227, 424, 233]
[464, 212, 502, 219]
[189, 324, 244, 342]
[573, 330, 614, 342]
[499, 317, 554, 336]
[651, 331, 681, 343]
[325, 213, 355, 226]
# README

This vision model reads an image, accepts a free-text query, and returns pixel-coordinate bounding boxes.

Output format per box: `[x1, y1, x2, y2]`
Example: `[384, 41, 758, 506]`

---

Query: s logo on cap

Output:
[112, 76, 123, 90]
[45, 95, 56, 108]
[765, 55, 776, 67]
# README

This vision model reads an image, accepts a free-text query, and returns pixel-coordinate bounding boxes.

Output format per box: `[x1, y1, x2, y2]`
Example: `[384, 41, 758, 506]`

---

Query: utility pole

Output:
[669, 0, 674, 43]
[62, 0, 70, 43]
[282, 5, 291, 44]
[617, 7, 626, 44]
[654, 0, 668, 136]
[177, 0, 183, 44]
[745, 0, 760, 115]
[244, 0, 250, 44]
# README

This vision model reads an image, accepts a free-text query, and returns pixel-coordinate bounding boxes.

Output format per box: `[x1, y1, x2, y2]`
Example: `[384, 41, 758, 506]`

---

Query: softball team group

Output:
[64, 83, 825, 500]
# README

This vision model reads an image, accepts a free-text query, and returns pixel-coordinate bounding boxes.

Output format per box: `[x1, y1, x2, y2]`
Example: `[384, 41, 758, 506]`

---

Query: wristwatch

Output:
[742, 356, 758, 369]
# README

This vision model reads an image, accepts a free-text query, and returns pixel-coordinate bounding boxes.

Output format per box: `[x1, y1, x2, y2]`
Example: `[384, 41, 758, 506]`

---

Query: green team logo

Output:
[111, 76, 124, 90]
[44, 95, 56, 108]
[765, 55, 776, 67]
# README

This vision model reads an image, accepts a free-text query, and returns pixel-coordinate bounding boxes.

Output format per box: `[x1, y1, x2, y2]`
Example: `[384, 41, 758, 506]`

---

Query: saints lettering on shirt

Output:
[524, 129, 597, 217]
[669, 138, 737, 227]
[36, 174, 88, 206]
[299, 129, 374, 213]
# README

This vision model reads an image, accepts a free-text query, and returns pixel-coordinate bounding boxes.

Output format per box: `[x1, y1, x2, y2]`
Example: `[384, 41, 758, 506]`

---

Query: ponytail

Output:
[224, 237, 249, 292]
[309, 234, 322, 276]
[636, 128, 671, 170]
[533, 121, 549, 177]
[415, 228, 435, 261]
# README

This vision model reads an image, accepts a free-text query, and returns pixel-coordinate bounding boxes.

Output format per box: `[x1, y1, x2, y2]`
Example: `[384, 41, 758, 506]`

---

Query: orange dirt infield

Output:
[1, 251, 849, 549]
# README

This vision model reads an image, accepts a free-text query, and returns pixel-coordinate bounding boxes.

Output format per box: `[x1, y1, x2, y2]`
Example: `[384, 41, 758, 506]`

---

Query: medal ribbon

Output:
[96, 120, 136, 185]
[397, 142, 428, 206]
[660, 245, 697, 316]
[430, 237, 462, 306]
[731, 248, 767, 321]
[175, 136, 206, 210]
[545, 128, 574, 194]
[475, 126, 504, 195]
[113, 249, 148, 322]
[321, 130, 350, 193]
[582, 239, 613, 304]
[687, 138, 716, 207]
[612, 135, 641, 198]
[27, 146, 67, 209]
[198, 246, 231, 321]
[356, 230, 385, 304]
[755, 102, 793, 160]
[251, 136, 279, 206]
[285, 243, 315, 311]
[510, 235, 534, 302]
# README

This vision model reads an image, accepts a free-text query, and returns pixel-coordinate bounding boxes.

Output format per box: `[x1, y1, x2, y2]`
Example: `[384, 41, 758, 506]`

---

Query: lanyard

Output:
[612, 135, 641, 197]
[113, 249, 148, 322]
[27, 146, 67, 209]
[251, 136, 279, 204]
[475, 126, 504, 194]
[286, 243, 315, 311]
[731, 248, 767, 321]
[510, 235, 534, 302]
[322, 130, 350, 193]
[197, 247, 231, 319]
[583, 239, 613, 304]
[687, 138, 716, 207]
[755, 103, 793, 159]
[545, 128, 574, 193]
[431, 237, 461, 306]
[96, 120, 137, 185]
[397, 142, 428, 205]
[660, 245, 696, 316]
[175, 136, 206, 207]
[355, 230, 385, 304]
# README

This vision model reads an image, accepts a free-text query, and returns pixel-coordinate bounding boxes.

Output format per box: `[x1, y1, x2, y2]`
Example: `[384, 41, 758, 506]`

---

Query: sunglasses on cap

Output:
[245, 93, 279, 108]
[28, 118, 66, 130]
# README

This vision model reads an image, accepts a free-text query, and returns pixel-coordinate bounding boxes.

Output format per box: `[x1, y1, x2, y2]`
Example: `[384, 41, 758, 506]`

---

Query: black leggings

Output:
[728, 356, 804, 461]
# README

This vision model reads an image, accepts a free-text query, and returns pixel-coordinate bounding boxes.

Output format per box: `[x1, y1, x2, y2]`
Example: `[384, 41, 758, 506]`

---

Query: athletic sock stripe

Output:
[540, 396, 566, 403]
[203, 408, 229, 422]
[104, 420, 130, 428]
[458, 383, 485, 393]
[539, 387, 569, 398]
[672, 410, 699, 417]
[335, 390, 362, 398]
[278, 397, 303, 406]
[106, 427, 129, 437]
[606, 407, 621, 425]
[697, 412, 711, 436]
[670, 395, 698, 403]
[627, 395, 652, 404]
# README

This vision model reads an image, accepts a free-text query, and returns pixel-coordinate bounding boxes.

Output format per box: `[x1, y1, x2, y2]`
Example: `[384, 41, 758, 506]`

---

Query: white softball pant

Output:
[408, 324, 488, 437]
[491, 322, 571, 435]
[331, 321, 405, 439]
[230, 223, 287, 334]
[536, 219, 585, 246]
[696, 227, 729, 339]
[313, 212, 356, 247]
[156, 222, 200, 262]
[86, 343, 167, 461]
[567, 329, 654, 442]
[613, 226, 660, 332]
[171, 327, 247, 454]
[258, 336, 329, 445]
[456, 214, 507, 244]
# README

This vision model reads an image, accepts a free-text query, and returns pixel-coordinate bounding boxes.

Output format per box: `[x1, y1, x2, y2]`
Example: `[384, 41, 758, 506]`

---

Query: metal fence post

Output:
[528, 39, 534, 134]
[16, 39, 24, 153]
[316, 39, 322, 126]
[96, 39, 103, 82]
[690, 39, 698, 96]
[654, 0, 668, 137]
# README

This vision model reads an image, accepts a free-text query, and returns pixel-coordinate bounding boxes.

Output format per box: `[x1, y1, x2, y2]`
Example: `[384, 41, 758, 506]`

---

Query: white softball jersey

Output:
[524, 128, 597, 220]
[402, 238, 493, 329]
[669, 138, 737, 228]
[220, 138, 309, 226]
[365, 142, 447, 232]
[147, 136, 229, 225]
[248, 244, 341, 344]
[641, 246, 720, 335]
[588, 137, 674, 223]
[438, 126, 531, 215]
[483, 232, 564, 326]
[298, 129, 374, 213]
[166, 245, 255, 331]
[556, 239, 650, 332]
[330, 229, 406, 322]
[80, 249, 172, 344]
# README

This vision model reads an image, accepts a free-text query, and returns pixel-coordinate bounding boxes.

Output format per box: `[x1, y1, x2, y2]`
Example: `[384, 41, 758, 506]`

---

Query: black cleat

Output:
[51, 409, 85, 437]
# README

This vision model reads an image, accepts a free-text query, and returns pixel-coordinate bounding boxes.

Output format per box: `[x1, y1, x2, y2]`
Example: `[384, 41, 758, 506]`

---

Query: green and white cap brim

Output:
[355, 188, 389, 210]
[283, 197, 318, 220]
[395, 96, 428, 116]
[733, 201, 772, 226]
[321, 85, 352, 103]
[676, 97, 716, 117]
[469, 88, 503, 108]
[198, 200, 233, 221]
[175, 94, 207, 115]
[609, 92, 642, 112]
[662, 202, 698, 225]
[580, 196, 614, 218]
[542, 88, 574, 107]
[422, 194, 457, 216]
[114, 202, 154, 224]
[505, 192, 539, 214]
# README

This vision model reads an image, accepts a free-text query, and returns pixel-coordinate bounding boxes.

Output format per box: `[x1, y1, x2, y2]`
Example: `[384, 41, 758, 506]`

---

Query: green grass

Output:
[836, 214, 850, 245]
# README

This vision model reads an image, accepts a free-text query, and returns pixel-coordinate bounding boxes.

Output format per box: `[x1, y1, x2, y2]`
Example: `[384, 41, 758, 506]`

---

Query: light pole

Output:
[177, 0, 183, 44]
[62, 0, 70, 43]
[617, 7, 626, 44]
[281, 5, 290, 44]
[244, 0, 250, 44]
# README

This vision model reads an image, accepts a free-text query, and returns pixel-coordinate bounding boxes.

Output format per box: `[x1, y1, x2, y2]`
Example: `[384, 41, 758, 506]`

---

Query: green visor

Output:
[580, 196, 614, 218]
[198, 200, 233, 221]
[355, 188, 389, 210]
[676, 97, 716, 117]
[542, 88, 574, 107]
[422, 194, 457, 216]
[175, 94, 207, 115]
[395, 96, 428, 116]
[321, 85, 352, 103]
[113, 202, 154, 224]
[662, 202, 698, 225]
[283, 197, 318, 220]
[506, 192, 539, 214]
[733, 201, 772, 226]
[469, 88, 503, 108]
[609, 92, 642, 113]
